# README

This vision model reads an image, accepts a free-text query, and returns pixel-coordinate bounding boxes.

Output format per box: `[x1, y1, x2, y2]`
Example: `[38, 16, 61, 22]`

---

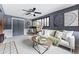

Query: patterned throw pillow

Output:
[62, 30, 73, 41]
[55, 31, 63, 39]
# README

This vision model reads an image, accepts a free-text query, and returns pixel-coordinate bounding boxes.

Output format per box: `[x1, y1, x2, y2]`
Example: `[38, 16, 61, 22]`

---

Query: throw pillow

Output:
[55, 31, 63, 39]
[62, 30, 73, 41]
[62, 30, 68, 40]
[66, 31, 73, 37]
[50, 30, 57, 36]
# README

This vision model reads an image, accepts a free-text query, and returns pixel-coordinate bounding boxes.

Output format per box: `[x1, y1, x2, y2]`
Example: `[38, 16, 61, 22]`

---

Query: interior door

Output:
[18, 20, 24, 35]
[13, 19, 19, 36]
[13, 19, 24, 36]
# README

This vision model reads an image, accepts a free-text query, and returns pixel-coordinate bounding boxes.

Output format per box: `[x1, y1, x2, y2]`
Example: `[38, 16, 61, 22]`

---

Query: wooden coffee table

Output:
[32, 35, 52, 54]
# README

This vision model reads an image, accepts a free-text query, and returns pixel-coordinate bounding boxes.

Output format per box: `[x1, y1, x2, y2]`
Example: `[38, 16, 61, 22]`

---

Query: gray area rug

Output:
[0, 41, 18, 54]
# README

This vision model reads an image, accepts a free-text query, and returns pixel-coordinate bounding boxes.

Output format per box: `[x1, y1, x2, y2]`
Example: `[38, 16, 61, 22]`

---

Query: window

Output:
[42, 17, 50, 27]
[42, 18, 45, 26]
[33, 17, 50, 27]
[32, 20, 36, 26]
[44, 18, 47, 26]
[37, 19, 41, 23]
[46, 17, 49, 26]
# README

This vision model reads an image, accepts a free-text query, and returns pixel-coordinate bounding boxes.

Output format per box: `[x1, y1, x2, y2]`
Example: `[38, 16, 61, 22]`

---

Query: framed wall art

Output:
[64, 10, 78, 26]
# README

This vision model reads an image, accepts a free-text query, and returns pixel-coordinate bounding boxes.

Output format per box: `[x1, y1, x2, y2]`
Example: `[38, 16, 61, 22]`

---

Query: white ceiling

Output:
[2, 4, 75, 19]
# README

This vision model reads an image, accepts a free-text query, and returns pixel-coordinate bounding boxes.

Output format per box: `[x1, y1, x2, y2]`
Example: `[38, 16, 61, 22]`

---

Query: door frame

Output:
[12, 17, 25, 36]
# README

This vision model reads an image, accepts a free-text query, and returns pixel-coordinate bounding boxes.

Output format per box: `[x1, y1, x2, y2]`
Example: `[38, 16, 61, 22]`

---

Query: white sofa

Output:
[40, 29, 75, 51]
[59, 31, 75, 51]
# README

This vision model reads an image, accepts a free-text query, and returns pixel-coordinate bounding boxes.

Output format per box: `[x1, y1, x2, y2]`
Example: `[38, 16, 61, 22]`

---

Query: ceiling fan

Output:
[23, 8, 42, 16]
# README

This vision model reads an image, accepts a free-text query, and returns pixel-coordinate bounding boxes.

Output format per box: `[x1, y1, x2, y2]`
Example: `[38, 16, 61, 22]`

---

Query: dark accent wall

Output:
[50, 4, 79, 31]
[32, 4, 79, 31]
[52, 13, 64, 30]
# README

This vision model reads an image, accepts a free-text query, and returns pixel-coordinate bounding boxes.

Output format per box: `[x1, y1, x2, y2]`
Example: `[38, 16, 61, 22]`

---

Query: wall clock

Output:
[27, 21, 30, 25]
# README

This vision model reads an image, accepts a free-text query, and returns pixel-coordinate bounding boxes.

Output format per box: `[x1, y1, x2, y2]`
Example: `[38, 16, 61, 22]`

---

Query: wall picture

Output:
[64, 10, 78, 26]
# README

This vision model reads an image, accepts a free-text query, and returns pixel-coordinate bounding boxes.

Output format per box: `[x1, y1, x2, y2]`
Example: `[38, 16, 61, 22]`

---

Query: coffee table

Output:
[32, 35, 52, 54]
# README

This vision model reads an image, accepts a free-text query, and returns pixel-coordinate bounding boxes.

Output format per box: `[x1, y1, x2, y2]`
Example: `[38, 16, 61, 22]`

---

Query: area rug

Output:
[0, 41, 18, 54]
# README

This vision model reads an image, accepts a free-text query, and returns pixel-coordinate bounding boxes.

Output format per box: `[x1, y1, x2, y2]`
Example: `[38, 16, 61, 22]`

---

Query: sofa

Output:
[58, 30, 75, 51]
[38, 29, 75, 51]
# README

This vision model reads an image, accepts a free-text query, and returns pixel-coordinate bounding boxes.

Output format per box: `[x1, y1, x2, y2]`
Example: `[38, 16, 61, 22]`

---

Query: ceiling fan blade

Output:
[28, 9, 34, 12]
[22, 9, 28, 11]
[23, 9, 32, 12]
[34, 12, 41, 14]
[26, 13, 31, 15]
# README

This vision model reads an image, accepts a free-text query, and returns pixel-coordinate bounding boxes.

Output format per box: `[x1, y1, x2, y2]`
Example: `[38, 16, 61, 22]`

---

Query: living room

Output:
[0, 4, 79, 54]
